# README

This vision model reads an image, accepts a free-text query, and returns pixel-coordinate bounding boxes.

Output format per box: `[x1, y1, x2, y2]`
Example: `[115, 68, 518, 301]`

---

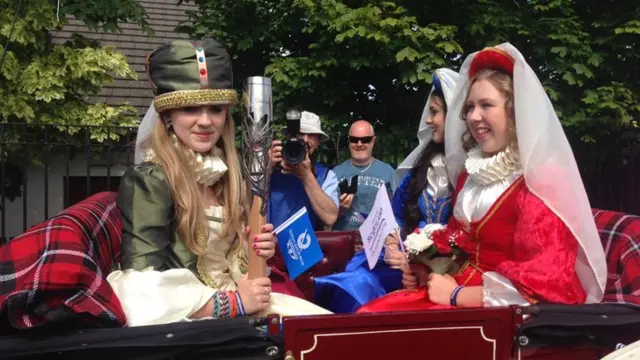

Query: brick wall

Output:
[52, 0, 197, 115]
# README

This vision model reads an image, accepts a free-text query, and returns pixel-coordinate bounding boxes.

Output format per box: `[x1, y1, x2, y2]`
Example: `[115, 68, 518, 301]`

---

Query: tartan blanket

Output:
[0, 192, 126, 332]
[593, 209, 640, 306]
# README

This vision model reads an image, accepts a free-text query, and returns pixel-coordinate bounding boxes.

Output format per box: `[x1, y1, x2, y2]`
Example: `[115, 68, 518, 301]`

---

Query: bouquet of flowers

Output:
[403, 224, 466, 275]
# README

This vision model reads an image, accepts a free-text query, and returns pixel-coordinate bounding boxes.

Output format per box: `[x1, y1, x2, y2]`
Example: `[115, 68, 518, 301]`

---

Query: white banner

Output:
[358, 184, 398, 270]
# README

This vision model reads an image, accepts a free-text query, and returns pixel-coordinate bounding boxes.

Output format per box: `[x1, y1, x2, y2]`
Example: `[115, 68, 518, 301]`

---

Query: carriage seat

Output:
[269, 231, 359, 301]
[2, 192, 638, 334]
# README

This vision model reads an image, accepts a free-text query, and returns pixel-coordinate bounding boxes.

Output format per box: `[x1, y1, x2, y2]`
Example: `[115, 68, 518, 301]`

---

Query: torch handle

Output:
[247, 194, 268, 279]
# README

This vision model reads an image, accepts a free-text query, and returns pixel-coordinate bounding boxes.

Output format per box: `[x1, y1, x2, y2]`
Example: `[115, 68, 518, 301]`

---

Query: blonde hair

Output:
[461, 69, 517, 152]
[150, 112, 247, 255]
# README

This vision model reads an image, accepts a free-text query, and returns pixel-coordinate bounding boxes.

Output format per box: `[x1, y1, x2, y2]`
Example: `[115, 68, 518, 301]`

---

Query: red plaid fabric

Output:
[0, 192, 126, 331]
[592, 209, 640, 306]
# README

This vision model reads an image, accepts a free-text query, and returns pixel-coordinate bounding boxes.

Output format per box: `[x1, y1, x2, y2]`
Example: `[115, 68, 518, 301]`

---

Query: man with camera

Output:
[332, 120, 395, 230]
[268, 111, 339, 231]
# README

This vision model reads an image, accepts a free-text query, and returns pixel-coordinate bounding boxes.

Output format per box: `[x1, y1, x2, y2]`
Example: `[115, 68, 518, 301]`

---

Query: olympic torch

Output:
[241, 76, 273, 279]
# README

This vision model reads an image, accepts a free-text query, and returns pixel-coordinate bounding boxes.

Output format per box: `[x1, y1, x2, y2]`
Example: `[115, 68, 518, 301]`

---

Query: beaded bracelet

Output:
[212, 295, 220, 317]
[450, 285, 464, 307]
[234, 291, 247, 316]
[228, 291, 238, 318]
[212, 290, 250, 318]
[212, 291, 232, 318]
[220, 291, 231, 317]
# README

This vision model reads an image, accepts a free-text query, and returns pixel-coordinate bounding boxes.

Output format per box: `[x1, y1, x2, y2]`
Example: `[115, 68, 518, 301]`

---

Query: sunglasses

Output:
[348, 136, 375, 144]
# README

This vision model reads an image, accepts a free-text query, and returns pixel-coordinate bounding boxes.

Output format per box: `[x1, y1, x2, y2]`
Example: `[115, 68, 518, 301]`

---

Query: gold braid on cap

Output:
[154, 89, 239, 113]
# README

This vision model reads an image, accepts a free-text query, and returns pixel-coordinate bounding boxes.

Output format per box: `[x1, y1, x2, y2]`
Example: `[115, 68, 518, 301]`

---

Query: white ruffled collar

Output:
[465, 146, 521, 185]
[187, 147, 228, 187]
[143, 135, 228, 187]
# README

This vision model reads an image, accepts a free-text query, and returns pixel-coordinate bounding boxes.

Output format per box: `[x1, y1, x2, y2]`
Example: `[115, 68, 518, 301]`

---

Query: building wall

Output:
[52, 0, 197, 115]
[1, 153, 130, 239]
[0, 1, 198, 238]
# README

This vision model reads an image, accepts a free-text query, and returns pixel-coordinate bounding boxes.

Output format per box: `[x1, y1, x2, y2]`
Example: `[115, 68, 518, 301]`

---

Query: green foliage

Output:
[178, 0, 639, 165]
[57, 0, 151, 34]
[0, 0, 149, 202]
[0, 0, 146, 131]
[179, 0, 459, 149]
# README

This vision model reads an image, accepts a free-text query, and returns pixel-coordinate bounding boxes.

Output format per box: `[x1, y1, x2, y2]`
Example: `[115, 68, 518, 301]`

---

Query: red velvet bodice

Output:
[432, 172, 586, 304]
[445, 176, 523, 275]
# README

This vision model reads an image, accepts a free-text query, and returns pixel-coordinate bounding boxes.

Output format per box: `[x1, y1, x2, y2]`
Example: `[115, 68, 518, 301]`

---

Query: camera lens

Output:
[282, 108, 306, 164]
[283, 139, 306, 164]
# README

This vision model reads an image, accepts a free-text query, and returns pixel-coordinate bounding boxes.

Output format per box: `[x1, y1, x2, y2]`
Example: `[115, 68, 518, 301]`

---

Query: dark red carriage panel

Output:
[282, 307, 517, 360]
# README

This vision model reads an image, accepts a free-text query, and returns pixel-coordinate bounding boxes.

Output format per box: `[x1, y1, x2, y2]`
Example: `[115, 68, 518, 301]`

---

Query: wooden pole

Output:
[247, 195, 267, 279]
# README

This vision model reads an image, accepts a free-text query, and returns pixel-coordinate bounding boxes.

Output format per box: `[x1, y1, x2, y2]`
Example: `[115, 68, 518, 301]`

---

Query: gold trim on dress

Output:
[237, 246, 249, 274]
[154, 89, 238, 112]
[196, 229, 221, 289]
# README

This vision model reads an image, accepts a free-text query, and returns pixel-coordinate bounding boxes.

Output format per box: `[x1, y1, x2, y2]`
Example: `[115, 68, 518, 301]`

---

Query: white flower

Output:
[403, 223, 446, 256]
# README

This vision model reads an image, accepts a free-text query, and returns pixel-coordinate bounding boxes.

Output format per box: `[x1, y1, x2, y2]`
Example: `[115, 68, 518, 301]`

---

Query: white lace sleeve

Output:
[482, 271, 530, 307]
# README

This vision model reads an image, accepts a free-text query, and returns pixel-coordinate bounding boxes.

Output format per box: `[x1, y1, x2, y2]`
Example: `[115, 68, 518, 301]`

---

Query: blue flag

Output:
[273, 207, 324, 280]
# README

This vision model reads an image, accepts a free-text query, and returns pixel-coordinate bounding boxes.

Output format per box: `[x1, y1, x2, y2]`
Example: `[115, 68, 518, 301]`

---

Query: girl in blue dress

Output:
[312, 69, 460, 313]
[392, 69, 461, 238]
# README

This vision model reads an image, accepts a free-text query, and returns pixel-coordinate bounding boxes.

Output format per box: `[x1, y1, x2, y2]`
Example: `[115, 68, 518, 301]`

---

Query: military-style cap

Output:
[146, 37, 238, 112]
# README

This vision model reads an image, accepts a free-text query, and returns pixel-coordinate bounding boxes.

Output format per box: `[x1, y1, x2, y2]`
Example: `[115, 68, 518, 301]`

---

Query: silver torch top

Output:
[241, 76, 273, 215]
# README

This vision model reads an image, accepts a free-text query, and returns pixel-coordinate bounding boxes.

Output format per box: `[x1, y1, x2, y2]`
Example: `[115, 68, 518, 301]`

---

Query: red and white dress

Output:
[357, 147, 586, 313]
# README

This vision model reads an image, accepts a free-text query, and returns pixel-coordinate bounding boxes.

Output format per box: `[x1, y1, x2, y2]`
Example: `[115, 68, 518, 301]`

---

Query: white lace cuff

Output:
[481, 271, 530, 307]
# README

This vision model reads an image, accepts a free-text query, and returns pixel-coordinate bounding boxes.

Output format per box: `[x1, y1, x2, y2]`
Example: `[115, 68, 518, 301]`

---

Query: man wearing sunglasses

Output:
[268, 111, 340, 231]
[332, 120, 395, 230]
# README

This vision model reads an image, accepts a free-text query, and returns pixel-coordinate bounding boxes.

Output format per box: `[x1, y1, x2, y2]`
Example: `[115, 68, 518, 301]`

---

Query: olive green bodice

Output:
[118, 163, 198, 272]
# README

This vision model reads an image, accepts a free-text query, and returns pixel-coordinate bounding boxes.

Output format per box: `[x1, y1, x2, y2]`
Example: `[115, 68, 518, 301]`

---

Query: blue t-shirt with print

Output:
[332, 158, 395, 230]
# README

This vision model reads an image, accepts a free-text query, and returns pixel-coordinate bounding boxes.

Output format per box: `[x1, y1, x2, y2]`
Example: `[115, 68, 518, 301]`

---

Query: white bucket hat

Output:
[300, 111, 330, 142]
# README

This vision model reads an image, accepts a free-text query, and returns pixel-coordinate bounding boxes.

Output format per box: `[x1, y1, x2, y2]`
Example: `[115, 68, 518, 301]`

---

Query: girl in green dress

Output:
[107, 37, 331, 326]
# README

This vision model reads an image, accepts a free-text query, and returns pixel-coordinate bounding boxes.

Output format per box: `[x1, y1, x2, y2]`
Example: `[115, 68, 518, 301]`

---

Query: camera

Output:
[282, 109, 307, 165]
[339, 175, 358, 195]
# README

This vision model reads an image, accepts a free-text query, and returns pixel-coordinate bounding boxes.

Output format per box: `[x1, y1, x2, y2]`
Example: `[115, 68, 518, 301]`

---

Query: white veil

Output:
[444, 43, 607, 303]
[394, 68, 461, 186]
[134, 103, 160, 164]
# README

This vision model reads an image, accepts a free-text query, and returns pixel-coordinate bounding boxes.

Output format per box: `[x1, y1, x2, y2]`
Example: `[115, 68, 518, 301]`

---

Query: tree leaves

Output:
[614, 20, 640, 35]
[410, 0, 638, 145]
[32, 0, 633, 163]
[179, 0, 461, 147]
[0, 0, 141, 130]
[57, 0, 152, 35]
[176, 0, 638, 165]
[395, 47, 420, 62]
[0, 0, 145, 189]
